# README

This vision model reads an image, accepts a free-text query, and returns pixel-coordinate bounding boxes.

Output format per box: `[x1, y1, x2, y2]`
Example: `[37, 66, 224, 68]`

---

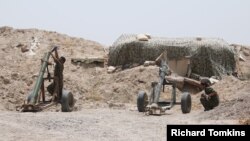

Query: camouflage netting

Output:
[108, 34, 237, 77]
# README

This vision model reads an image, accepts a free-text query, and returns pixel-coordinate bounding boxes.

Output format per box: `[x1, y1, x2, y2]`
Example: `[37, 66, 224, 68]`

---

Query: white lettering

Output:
[180, 130, 185, 136]
[200, 129, 206, 136]
[208, 129, 214, 136]
[171, 129, 206, 136]
[241, 131, 245, 136]
[171, 129, 177, 136]
[208, 128, 246, 136]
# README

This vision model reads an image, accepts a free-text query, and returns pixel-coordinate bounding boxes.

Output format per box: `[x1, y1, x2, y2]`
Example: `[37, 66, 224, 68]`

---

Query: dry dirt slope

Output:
[0, 26, 106, 110]
[0, 27, 249, 141]
[0, 26, 169, 111]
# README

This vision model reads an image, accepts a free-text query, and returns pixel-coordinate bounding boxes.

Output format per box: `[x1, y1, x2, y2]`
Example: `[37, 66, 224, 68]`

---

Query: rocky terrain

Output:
[0, 27, 249, 141]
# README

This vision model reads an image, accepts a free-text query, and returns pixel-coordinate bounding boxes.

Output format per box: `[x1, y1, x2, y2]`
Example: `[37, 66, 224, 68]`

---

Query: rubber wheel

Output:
[181, 92, 191, 113]
[137, 91, 148, 112]
[61, 90, 74, 112]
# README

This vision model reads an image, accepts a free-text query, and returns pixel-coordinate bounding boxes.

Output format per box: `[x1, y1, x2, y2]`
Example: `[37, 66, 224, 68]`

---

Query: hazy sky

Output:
[0, 0, 249, 46]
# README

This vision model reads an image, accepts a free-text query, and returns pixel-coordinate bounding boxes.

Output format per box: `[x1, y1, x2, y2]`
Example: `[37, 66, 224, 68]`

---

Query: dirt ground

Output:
[0, 107, 243, 141]
[0, 27, 249, 141]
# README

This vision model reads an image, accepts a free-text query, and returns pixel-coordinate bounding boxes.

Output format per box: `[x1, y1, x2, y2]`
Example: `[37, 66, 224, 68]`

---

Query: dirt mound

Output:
[0, 27, 170, 111]
[0, 26, 105, 111]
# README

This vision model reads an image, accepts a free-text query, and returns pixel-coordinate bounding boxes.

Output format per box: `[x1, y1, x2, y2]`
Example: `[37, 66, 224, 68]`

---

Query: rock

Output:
[243, 49, 249, 56]
[25, 80, 33, 86]
[137, 79, 146, 83]
[3, 78, 11, 85]
[16, 43, 24, 48]
[144, 61, 155, 66]
[21, 46, 29, 53]
[239, 54, 246, 61]
[19, 90, 25, 94]
[107, 66, 116, 73]
[209, 77, 219, 84]
[11, 73, 19, 80]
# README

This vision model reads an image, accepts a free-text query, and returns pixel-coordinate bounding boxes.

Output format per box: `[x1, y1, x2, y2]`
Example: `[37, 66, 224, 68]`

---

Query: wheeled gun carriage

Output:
[137, 52, 191, 115]
[17, 46, 75, 112]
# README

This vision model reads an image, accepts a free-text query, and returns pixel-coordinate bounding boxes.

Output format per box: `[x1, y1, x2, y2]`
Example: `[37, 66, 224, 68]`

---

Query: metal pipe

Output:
[28, 52, 51, 105]
[153, 60, 168, 103]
